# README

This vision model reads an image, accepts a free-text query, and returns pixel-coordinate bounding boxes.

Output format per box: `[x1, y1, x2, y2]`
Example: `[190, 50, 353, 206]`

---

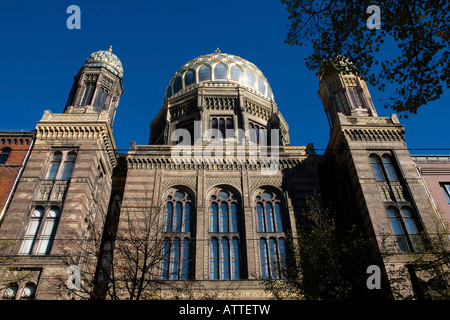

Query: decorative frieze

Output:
[343, 128, 405, 142]
[204, 96, 237, 111]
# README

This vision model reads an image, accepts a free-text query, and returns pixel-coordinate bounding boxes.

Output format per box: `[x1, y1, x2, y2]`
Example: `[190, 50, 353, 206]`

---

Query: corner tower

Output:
[0, 48, 122, 299]
[320, 58, 438, 299]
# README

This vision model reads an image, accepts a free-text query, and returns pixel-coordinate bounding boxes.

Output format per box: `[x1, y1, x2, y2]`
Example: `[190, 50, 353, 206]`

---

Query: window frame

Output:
[210, 116, 234, 139]
[208, 188, 243, 280]
[45, 150, 78, 181]
[255, 190, 284, 233]
[19, 206, 61, 256]
[259, 237, 287, 279]
[161, 189, 194, 280]
[0, 147, 11, 164]
[441, 183, 450, 204]
[369, 154, 400, 182]
[386, 206, 423, 253]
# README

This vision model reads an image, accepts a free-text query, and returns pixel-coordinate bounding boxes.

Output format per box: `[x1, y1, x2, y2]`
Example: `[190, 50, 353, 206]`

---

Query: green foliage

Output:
[281, 0, 449, 117]
[266, 192, 372, 299]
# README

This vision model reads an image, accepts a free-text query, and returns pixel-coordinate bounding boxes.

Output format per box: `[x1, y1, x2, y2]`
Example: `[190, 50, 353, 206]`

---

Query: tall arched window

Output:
[19, 207, 44, 255]
[209, 188, 242, 280]
[46, 152, 63, 180]
[256, 190, 284, 233]
[60, 153, 76, 180]
[164, 190, 192, 233]
[161, 189, 193, 280]
[382, 156, 399, 182]
[0, 147, 11, 164]
[46, 151, 77, 181]
[35, 207, 60, 255]
[387, 207, 423, 252]
[19, 206, 60, 255]
[369, 154, 399, 182]
[256, 189, 287, 279]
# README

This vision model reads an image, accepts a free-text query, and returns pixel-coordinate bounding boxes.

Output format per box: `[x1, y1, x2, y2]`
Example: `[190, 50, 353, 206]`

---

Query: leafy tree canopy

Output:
[281, 0, 449, 118]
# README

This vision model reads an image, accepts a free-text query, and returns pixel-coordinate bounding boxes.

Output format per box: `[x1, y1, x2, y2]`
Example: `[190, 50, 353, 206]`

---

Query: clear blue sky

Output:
[0, 0, 448, 154]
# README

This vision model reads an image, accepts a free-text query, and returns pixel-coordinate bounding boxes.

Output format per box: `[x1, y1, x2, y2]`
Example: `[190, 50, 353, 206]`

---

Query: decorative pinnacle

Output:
[215, 47, 221, 54]
[108, 46, 113, 52]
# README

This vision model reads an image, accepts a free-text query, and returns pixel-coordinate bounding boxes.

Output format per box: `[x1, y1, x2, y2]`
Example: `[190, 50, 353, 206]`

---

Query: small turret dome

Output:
[84, 46, 123, 78]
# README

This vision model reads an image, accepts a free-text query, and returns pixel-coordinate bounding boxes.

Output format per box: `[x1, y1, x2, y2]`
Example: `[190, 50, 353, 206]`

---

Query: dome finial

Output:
[108, 46, 113, 52]
[215, 47, 221, 54]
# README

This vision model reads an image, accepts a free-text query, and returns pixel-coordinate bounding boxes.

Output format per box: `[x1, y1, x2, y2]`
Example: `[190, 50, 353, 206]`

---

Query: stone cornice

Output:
[126, 144, 319, 171]
[35, 110, 118, 168]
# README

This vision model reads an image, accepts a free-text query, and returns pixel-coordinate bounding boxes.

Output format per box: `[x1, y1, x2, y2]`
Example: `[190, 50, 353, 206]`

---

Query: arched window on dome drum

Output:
[214, 63, 227, 79]
[173, 76, 183, 95]
[184, 69, 196, 87]
[257, 77, 266, 95]
[198, 65, 211, 81]
[210, 116, 234, 139]
[230, 65, 242, 81]
[245, 70, 256, 87]
[166, 85, 173, 99]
